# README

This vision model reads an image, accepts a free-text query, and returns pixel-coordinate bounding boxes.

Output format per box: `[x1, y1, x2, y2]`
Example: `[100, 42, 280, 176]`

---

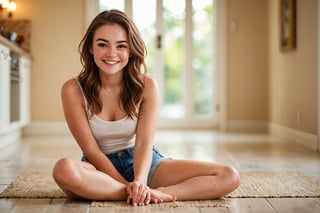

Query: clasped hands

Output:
[126, 181, 176, 206]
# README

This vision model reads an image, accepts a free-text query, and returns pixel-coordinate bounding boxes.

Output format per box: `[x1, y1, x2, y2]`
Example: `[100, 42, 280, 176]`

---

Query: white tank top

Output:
[76, 79, 137, 154]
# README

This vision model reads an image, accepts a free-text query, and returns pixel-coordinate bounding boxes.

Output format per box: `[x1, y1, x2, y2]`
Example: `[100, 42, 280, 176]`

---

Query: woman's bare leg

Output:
[149, 160, 240, 200]
[52, 158, 128, 200]
[52, 157, 175, 203]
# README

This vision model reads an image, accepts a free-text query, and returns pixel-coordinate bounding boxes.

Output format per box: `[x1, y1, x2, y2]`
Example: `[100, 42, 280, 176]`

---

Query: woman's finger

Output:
[136, 184, 148, 205]
[130, 182, 141, 206]
[145, 190, 151, 205]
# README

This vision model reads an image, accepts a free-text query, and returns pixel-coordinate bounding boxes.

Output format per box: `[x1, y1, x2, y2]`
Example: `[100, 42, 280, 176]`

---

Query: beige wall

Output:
[12, 0, 318, 135]
[269, 0, 318, 134]
[227, 0, 269, 122]
[14, 0, 84, 121]
[226, 0, 318, 135]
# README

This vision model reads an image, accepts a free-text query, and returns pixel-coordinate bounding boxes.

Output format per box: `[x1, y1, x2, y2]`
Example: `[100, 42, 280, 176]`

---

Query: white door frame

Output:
[317, 0, 320, 152]
[158, 0, 228, 129]
[216, 0, 227, 131]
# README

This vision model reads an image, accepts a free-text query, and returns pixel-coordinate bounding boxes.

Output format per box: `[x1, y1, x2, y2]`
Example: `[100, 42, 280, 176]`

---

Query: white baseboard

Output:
[269, 123, 318, 151]
[23, 121, 70, 136]
[227, 120, 269, 133]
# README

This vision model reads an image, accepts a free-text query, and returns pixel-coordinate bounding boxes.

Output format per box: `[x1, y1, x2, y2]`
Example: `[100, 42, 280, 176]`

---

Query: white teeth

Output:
[105, 61, 118, 64]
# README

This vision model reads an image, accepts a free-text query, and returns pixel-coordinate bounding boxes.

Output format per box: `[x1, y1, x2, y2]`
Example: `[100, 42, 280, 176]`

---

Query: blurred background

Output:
[0, 0, 318, 151]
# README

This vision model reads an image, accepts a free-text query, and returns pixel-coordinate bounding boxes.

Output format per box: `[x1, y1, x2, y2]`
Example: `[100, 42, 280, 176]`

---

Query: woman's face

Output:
[91, 24, 131, 77]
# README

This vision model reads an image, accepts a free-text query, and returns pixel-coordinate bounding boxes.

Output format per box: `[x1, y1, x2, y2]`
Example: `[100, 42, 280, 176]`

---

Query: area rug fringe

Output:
[91, 199, 228, 208]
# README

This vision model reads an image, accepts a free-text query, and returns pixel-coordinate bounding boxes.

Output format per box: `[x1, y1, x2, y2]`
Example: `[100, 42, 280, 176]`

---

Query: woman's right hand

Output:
[126, 182, 176, 206]
[126, 181, 151, 206]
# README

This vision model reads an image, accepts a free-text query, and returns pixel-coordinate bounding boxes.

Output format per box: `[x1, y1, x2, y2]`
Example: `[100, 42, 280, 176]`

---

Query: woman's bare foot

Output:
[149, 188, 177, 203]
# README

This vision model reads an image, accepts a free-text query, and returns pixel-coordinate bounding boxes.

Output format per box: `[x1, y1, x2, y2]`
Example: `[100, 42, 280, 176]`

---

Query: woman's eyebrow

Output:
[95, 38, 108, 42]
[95, 38, 128, 43]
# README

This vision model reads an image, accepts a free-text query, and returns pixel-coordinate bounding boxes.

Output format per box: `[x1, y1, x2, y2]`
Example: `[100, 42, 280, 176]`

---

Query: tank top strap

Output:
[75, 77, 89, 111]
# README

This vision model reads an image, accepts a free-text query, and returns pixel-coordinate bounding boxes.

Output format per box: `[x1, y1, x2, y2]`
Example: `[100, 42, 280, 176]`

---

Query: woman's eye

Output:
[97, 43, 107, 47]
[118, 44, 127, 49]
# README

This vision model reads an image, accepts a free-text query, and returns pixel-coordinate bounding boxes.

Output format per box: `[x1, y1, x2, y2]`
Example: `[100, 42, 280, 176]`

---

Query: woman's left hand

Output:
[126, 181, 151, 206]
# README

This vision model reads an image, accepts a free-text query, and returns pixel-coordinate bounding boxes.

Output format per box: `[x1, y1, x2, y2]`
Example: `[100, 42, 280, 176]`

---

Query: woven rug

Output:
[1, 171, 319, 207]
[91, 199, 227, 208]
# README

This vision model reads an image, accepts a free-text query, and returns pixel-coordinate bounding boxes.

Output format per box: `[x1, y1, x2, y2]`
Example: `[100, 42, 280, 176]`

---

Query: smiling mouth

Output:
[104, 60, 119, 65]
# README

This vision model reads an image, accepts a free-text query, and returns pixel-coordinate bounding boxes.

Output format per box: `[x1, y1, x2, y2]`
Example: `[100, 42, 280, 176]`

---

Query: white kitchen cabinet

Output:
[0, 38, 31, 147]
[19, 56, 30, 126]
[0, 43, 11, 133]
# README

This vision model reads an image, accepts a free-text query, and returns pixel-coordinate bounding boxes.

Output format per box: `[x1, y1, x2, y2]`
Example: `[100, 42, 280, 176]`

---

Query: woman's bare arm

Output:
[61, 78, 128, 184]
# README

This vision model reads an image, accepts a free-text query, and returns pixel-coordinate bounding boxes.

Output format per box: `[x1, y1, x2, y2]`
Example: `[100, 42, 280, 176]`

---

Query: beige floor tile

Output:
[0, 130, 319, 212]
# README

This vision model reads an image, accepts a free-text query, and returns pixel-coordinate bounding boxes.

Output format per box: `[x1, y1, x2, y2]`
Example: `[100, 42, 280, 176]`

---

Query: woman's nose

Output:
[106, 45, 116, 56]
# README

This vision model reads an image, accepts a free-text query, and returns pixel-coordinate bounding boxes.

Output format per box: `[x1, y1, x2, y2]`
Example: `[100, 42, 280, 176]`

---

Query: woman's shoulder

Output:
[61, 77, 87, 108]
[62, 78, 79, 92]
[142, 75, 159, 98]
[61, 78, 82, 98]
[143, 75, 159, 91]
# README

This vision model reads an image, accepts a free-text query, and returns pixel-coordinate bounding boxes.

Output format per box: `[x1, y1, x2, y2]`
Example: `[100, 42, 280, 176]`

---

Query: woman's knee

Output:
[52, 158, 82, 186]
[221, 165, 240, 191]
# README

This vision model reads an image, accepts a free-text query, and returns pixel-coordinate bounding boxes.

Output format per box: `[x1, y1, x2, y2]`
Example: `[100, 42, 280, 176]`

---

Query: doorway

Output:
[94, 0, 223, 129]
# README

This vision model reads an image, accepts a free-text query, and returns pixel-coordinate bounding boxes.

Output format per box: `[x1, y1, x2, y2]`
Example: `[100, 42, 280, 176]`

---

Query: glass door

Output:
[99, 0, 217, 129]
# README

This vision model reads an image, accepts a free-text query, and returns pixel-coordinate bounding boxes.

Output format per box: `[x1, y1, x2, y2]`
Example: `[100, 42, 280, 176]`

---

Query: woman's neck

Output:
[99, 72, 123, 96]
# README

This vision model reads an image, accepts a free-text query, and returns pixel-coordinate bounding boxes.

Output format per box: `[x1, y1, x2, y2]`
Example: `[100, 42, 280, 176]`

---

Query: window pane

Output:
[192, 0, 214, 117]
[99, 0, 124, 12]
[161, 0, 186, 119]
[132, 0, 156, 75]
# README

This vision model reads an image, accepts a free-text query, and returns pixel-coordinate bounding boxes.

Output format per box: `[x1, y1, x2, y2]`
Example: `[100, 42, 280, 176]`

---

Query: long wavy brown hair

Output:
[78, 9, 147, 119]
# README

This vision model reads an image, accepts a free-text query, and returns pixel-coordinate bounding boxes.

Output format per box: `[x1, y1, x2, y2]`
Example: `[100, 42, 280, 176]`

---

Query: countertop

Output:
[0, 35, 31, 59]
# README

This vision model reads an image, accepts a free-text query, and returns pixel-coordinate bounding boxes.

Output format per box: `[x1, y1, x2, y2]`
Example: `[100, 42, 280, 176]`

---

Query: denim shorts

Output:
[81, 145, 169, 185]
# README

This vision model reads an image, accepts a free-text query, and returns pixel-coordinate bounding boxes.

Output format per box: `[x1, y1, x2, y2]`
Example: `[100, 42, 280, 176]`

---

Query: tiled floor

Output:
[0, 130, 320, 212]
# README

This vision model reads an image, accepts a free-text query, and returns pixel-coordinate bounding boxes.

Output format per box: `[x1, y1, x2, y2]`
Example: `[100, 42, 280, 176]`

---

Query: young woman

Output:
[52, 9, 240, 206]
